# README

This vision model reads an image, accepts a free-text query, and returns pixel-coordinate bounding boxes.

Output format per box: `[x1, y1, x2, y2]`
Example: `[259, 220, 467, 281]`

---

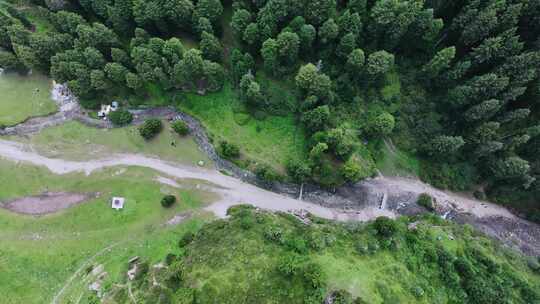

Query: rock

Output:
[166, 213, 189, 226]
[292, 209, 311, 225]
[128, 256, 140, 264]
[127, 264, 138, 281]
[89, 281, 101, 292]
[198, 160, 205, 167]
[91, 264, 104, 276]
[408, 222, 419, 230]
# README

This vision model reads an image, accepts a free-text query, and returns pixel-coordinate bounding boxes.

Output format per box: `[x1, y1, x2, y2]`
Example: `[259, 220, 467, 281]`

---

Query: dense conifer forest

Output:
[0, 0, 539, 219]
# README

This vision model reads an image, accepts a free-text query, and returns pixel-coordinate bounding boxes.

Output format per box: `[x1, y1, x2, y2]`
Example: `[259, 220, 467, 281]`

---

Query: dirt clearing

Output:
[1, 192, 96, 215]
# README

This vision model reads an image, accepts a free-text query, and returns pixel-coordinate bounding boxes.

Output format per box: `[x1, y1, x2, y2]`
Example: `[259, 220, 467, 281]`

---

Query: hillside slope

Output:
[101, 206, 540, 304]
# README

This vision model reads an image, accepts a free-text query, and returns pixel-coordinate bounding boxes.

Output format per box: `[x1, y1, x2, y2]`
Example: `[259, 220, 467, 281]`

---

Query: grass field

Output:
[0, 159, 216, 304]
[179, 84, 306, 172]
[374, 139, 420, 177]
[0, 72, 57, 126]
[5, 120, 211, 166]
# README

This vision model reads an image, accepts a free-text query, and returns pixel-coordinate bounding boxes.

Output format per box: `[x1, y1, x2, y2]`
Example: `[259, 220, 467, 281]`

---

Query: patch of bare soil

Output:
[1, 192, 96, 215]
[165, 212, 192, 226]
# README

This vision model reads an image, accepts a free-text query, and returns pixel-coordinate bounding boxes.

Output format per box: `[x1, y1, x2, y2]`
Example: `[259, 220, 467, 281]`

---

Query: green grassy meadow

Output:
[373, 139, 420, 177]
[180, 84, 306, 172]
[0, 72, 57, 126]
[0, 159, 216, 304]
[5, 120, 211, 166]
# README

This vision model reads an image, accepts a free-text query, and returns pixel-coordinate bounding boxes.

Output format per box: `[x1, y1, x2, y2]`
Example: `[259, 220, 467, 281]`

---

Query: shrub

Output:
[233, 112, 251, 125]
[109, 110, 133, 126]
[239, 216, 254, 230]
[178, 232, 195, 247]
[366, 112, 395, 136]
[341, 159, 363, 182]
[330, 290, 353, 304]
[527, 258, 540, 273]
[80, 98, 101, 110]
[171, 120, 189, 136]
[139, 119, 163, 140]
[302, 262, 326, 288]
[420, 162, 476, 191]
[412, 286, 425, 298]
[164, 253, 177, 265]
[284, 235, 308, 254]
[264, 226, 284, 243]
[255, 164, 278, 183]
[373, 216, 398, 238]
[473, 190, 486, 200]
[286, 158, 312, 182]
[218, 141, 240, 159]
[161, 195, 176, 208]
[417, 193, 434, 211]
[278, 253, 307, 276]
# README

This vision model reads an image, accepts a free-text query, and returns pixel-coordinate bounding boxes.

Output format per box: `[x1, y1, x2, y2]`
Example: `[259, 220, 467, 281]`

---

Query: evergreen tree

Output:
[200, 32, 222, 62]
[423, 47, 456, 78]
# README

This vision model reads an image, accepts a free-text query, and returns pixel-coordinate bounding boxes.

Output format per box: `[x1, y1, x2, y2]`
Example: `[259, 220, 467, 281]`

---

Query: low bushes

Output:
[218, 141, 240, 159]
[139, 119, 163, 140]
[171, 120, 189, 136]
[233, 112, 251, 125]
[160, 195, 176, 208]
[417, 193, 434, 211]
[374, 216, 399, 237]
[254, 163, 279, 183]
[420, 162, 476, 191]
[109, 110, 133, 126]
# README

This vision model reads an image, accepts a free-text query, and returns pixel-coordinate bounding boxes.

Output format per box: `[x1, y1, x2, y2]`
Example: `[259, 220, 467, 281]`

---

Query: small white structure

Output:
[97, 104, 111, 118]
[111, 197, 125, 210]
[97, 102, 119, 119]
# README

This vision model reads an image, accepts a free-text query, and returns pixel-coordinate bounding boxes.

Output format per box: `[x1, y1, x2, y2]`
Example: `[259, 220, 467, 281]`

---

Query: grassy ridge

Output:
[105, 206, 540, 304]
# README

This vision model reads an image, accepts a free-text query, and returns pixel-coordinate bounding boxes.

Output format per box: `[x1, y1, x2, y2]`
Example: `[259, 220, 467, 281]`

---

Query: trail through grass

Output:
[375, 139, 420, 177]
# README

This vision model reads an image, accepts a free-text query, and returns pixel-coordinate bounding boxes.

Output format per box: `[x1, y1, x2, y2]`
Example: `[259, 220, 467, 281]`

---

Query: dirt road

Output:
[0, 138, 539, 255]
[0, 139, 393, 221]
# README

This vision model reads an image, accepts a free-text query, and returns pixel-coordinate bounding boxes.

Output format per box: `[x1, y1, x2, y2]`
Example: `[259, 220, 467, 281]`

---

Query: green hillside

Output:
[101, 206, 540, 304]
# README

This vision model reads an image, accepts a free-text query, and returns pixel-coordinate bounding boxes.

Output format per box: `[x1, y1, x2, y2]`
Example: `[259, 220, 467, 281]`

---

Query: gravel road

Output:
[1, 138, 539, 255]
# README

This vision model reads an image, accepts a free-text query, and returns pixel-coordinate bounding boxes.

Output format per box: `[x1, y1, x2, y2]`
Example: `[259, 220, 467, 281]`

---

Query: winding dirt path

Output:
[1, 138, 539, 255]
[51, 242, 122, 304]
[0, 138, 526, 221]
[0, 139, 392, 221]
